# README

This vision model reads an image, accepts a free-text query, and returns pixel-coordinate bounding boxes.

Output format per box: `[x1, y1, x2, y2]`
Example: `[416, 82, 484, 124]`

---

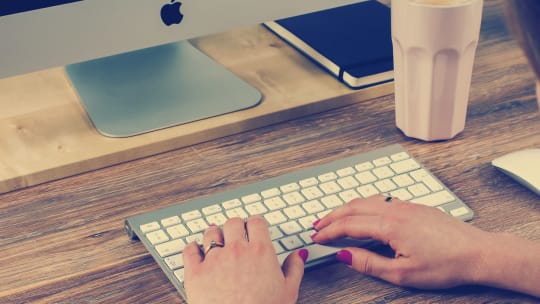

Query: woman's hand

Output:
[312, 195, 491, 289]
[183, 216, 308, 304]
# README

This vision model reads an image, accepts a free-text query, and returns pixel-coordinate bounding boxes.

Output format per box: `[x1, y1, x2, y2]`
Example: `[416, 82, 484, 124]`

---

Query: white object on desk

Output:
[492, 149, 540, 196]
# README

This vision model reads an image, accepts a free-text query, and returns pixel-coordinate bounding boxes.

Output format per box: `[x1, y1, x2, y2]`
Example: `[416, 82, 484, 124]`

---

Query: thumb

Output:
[282, 249, 308, 291]
[337, 247, 396, 281]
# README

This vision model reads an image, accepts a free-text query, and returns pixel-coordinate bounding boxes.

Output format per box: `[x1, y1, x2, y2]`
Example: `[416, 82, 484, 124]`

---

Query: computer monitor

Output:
[0, 0, 359, 137]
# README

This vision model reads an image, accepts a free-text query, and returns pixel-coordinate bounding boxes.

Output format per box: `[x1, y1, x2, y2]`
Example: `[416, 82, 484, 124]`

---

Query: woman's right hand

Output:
[311, 195, 492, 289]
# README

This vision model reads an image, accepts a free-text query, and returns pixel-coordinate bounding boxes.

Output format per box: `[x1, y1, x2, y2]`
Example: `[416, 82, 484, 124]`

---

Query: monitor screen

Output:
[0, 0, 361, 136]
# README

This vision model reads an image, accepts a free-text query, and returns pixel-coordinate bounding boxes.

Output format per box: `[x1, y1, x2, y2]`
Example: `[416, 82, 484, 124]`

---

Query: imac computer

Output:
[0, 0, 360, 137]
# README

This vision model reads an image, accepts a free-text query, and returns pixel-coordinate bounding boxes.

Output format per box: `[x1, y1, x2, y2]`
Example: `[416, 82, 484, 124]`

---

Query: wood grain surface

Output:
[1, 0, 539, 303]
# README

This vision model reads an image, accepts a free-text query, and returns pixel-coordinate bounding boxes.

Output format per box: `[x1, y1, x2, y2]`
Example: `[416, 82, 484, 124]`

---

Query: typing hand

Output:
[312, 195, 489, 289]
[183, 216, 308, 304]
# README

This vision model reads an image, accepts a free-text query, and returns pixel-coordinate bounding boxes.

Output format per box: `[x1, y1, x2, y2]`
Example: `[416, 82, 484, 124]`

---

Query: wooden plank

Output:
[0, 25, 392, 194]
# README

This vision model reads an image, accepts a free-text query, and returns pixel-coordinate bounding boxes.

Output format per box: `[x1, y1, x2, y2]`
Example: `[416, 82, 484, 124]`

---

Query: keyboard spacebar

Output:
[277, 242, 371, 266]
[277, 244, 337, 265]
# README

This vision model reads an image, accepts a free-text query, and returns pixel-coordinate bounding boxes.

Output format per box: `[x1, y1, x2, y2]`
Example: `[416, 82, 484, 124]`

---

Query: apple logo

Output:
[161, 0, 184, 26]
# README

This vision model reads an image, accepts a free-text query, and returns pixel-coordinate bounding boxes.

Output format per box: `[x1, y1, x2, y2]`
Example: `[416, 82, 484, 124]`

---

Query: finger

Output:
[336, 247, 399, 284]
[223, 217, 248, 243]
[245, 216, 271, 243]
[202, 224, 224, 257]
[183, 241, 203, 276]
[312, 215, 387, 244]
[314, 195, 393, 230]
[282, 249, 307, 292]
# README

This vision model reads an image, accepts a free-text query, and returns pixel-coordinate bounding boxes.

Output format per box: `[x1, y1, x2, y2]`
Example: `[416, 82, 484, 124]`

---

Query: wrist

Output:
[461, 229, 499, 286]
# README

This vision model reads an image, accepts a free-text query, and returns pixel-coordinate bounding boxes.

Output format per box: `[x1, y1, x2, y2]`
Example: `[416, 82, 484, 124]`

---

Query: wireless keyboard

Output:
[125, 144, 473, 299]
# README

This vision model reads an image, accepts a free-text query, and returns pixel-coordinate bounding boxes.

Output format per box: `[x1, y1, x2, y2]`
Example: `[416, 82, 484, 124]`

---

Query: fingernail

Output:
[336, 250, 352, 265]
[312, 219, 321, 227]
[208, 223, 217, 227]
[299, 249, 309, 263]
[310, 232, 318, 239]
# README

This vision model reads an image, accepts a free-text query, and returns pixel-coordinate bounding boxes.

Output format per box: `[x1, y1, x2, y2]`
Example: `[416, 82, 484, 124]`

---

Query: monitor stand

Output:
[65, 41, 262, 137]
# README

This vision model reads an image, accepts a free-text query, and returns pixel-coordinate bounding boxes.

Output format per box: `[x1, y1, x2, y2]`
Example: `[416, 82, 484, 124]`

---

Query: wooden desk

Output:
[1, 0, 539, 302]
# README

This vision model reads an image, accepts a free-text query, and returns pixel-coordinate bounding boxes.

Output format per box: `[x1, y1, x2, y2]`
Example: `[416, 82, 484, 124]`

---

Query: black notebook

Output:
[264, 0, 393, 89]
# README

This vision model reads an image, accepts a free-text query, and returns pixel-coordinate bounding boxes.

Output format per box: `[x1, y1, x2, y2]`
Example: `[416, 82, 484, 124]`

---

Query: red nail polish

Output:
[312, 219, 321, 227]
[310, 232, 318, 239]
[336, 250, 352, 265]
[298, 249, 309, 263]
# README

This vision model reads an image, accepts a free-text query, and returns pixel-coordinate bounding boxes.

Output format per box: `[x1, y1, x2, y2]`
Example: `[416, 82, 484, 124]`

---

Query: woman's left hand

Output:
[183, 216, 308, 304]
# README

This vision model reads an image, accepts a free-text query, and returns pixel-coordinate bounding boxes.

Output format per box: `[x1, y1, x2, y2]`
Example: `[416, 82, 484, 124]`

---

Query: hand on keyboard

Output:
[312, 194, 490, 289]
[183, 216, 308, 304]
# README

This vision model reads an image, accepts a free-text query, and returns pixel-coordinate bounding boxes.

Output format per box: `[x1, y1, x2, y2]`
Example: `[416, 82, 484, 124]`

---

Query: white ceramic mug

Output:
[391, 0, 483, 141]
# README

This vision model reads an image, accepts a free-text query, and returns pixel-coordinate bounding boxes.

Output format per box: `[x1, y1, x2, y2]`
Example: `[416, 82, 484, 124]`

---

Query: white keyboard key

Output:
[339, 189, 360, 203]
[273, 241, 285, 254]
[410, 168, 429, 181]
[299, 177, 318, 187]
[408, 183, 430, 197]
[202, 204, 222, 216]
[264, 197, 286, 210]
[318, 172, 338, 182]
[302, 186, 324, 200]
[374, 179, 397, 193]
[390, 189, 413, 201]
[269, 226, 284, 240]
[390, 159, 421, 174]
[357, 184, 379, 198]
[264, 210, 287, 225]
[186, 233, 203, 245]
[372, 166, 395, 179]
[317, 210, 332, 219]
[161, 216, 181, 227]
[261, 188, 281, 199]
[390, 152, 410, 162]
[280, 182, 300, 193]
[206, 213, 228, 226]
[355, 171, 377, 184]
[283, 205, 307, 219]
[411, 190, 455, 207]
[155, 239, 186, 257]
[355, 161, 374, 172]
[242, 193, 262, 204]
[164, 254, 184, 270]
[279, 221, 303, 235]
[226, 207, 248, 219]
[174, 269, 185, 283]
[222, 199, 242, 209]
[411, 170, 443, 192]
[336, 167, 356, 177]
[337, 176, 359, 189]
[320, 181, 341, 195]
[393, 174, 415, 187]
[186, 218, 209, 233]
[280, 235, 304, 250]
[450, 207, 469, 217]
[181, 210, 202, 221]
[245, 202, 268, 215]
[302, 200, 325, 215]
[299, 230, 315, 245]
[321, 195, 343, 209]
[166, 224, 189, 239]
[140, 222, 160, 233]
[146, 230, 169, 245]
[298, 215, 318, 229]
[373, 156, 392, 167]
[283, 191, 306, 205]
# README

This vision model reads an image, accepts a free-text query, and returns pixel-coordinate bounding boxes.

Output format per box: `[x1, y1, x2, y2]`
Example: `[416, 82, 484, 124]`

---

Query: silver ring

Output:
[204, 240, 225, 255]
